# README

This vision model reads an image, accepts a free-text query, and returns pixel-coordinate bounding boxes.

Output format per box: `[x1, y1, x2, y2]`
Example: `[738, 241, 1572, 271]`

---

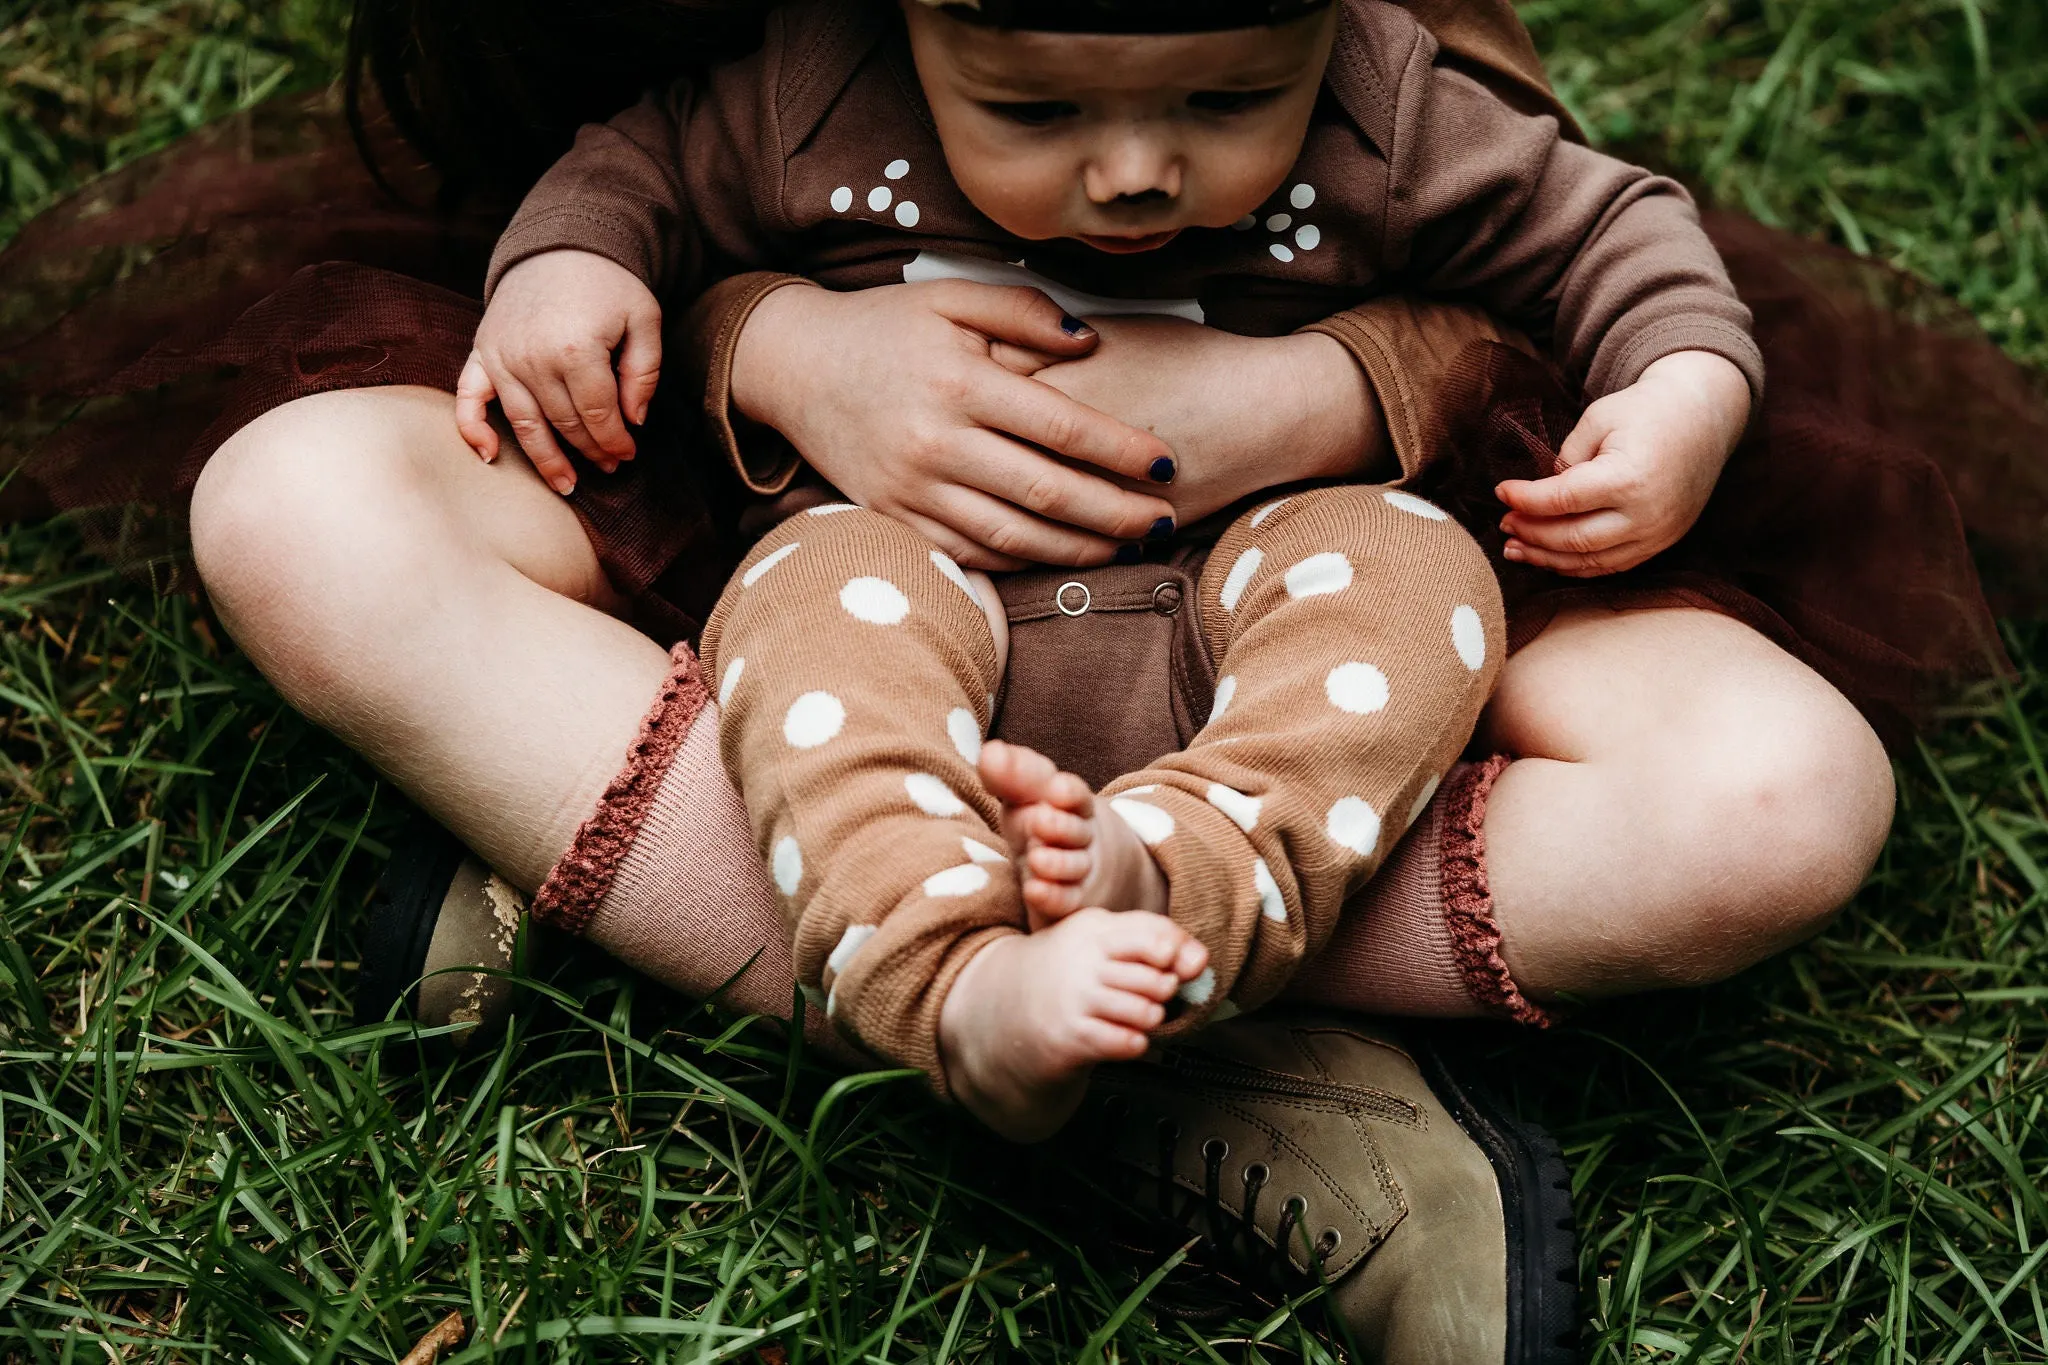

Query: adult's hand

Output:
[730, 281, 1180, 570]
[1027, 317, 1387, 524]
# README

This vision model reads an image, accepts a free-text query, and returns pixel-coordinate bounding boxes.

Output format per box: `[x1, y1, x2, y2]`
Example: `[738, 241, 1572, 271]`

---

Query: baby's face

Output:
[902, 2, 1336, 252]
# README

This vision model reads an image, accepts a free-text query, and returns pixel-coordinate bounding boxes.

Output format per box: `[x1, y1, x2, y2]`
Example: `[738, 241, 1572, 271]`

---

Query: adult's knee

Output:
[1669, 679, 1894, 974]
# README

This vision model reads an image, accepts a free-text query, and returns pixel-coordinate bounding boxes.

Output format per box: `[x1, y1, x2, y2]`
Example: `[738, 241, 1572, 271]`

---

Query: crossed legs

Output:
[191, 386, 1895, 1037]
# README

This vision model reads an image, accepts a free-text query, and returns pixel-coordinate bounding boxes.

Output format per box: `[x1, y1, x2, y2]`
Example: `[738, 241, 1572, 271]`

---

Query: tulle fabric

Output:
[2, 94, 2043, 743]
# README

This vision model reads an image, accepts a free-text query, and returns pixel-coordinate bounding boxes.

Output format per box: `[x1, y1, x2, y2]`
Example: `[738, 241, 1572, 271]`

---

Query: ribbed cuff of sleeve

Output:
[1593, 314, 1767, 409]
[484, 207, 667, 302]
[676, 272, 817, 495]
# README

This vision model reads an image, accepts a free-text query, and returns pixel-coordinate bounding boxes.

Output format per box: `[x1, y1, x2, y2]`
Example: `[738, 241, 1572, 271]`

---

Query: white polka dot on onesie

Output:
[1109, 797, 1176, 846]
[1284, 552, 1353, 599]
[742, 541, 799, 587]
[924, 863, 991, 898]
[1254, 857, 1285, 921]
[772, 836, 804, 895]
[1206, 782, 1262, 832]
[1220, 548, 1264, 612]
[1384, 489, 1449, 520]
[718, 657, 746, 707]
[947, 708, 983, 764]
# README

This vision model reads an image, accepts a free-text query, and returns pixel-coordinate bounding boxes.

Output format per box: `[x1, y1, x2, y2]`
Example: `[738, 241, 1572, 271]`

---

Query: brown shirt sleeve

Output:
[485, 84, 703, 302]
[1375, 26, 1763, 403]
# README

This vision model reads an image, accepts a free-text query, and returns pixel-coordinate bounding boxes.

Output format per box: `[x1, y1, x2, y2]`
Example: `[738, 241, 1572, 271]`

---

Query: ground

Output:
[1, 0, 2046, 1360]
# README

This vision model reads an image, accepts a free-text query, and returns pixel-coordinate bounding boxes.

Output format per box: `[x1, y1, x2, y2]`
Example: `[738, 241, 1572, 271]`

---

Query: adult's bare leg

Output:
[1482, 605, 1896, 998]
[190, 385, 672, 890]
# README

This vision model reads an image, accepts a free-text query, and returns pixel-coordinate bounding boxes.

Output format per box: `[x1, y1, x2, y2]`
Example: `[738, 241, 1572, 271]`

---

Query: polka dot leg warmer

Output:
[1099, 484, 1506, 1029]
[699, 504, 1021, 1093]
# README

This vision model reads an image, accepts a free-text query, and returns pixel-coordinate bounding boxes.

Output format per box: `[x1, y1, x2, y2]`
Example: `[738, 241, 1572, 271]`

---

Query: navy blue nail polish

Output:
[1148, 456, 1177, 484]
[1114, 543, 1144, 565]
[1060, 314, 1094, 337]
[1147, 516, 1176, 542]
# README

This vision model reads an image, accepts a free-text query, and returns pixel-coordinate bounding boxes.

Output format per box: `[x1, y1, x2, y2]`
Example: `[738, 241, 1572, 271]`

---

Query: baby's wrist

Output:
[730, 283, 828, 433]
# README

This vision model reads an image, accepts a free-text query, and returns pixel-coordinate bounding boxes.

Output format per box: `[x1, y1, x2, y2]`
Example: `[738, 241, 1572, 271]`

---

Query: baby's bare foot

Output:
[979, 740, 1170, 931]
[937, 908, 1209, 1141]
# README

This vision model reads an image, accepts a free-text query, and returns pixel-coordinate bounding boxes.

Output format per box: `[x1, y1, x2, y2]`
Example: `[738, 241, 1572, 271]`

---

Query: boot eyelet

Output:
[1283, 1194, 1308, 1216]
[1316, 1228, 1341, 1258]
[1157, 1118, 1182, 1142]
[1242, 1162, 1269, 1190]
[1201, 1138, 1229, 1163]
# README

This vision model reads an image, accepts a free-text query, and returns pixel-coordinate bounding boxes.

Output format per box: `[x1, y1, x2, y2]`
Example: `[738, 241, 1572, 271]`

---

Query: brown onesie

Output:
[490, 0, 1762, 1088]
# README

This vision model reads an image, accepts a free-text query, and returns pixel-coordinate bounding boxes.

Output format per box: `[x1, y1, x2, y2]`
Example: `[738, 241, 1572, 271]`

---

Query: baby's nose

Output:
[1083, 140, 1184, 205]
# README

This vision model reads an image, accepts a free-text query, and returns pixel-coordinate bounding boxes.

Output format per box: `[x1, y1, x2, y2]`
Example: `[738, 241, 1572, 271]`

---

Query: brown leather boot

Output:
[357, 816, 523, 1047]
[1077, 1009, 1576, 1363]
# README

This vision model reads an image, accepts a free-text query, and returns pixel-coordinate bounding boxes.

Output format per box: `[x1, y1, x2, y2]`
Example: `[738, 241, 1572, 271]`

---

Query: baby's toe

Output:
[1070, 1015, 1150, 1063]
[1025, 844, 1093, 883]
[1102, 910, 1195, 971]
[1170, 935, 1211, 983]
[1100, 959, 1183, 1004]
[1091, 986, 1168, 1032]
[1022, 877, 1088, 921]
[1015, 802, 1093, 850]
[978, 740, 1061, 803]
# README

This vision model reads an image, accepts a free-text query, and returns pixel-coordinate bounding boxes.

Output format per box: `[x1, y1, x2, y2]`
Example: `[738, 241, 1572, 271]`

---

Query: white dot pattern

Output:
[1179, 967, 1217, 1006]
[947, 708, 983, 764]
[1383, 489, 1449, 520]
[742, 541, 799, 587]
[1326, 796, 1382, 856]
[1284, 552, 1353, 599]
[1270, 243, 1295, 263]
[1233, 214, 1256, 230]
[783, 692, 845, 749]
[923, 863, 991, 898]
[718, 657, 746, 707]
[1254, 857, 1285, 922]
[1210, 674, 1238, 722]
[827, 924, 876, 977]
[867, 185, 893, 212]
[884, 158, 910, 179]
[895, 200, 921, 228]
[1109, 797, 1176, 847]
[1325, 661, 1390, 714]
[840, 576, 910, 625]
[830, 186, 853, 213]
[1220, 547, 1264, 612]
[1266, 213, 1292, 232]
[1249, 497, 1291, 528]
[1294, 224, 1321, 251]
[1290, 182, 1316, 210]
[961, 837, 1006, 864]
[1452, 605, 1487, 671]
[904, 772, 967, 817]
[1206, 782, 1262, 832]
[772, 836, 804, 895]
[806, 502, 860, 516]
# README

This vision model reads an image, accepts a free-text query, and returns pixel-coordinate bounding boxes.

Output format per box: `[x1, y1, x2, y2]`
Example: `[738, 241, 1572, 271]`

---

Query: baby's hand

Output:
[1494, 351, 1752, 577]
[455, 250, 664, 495]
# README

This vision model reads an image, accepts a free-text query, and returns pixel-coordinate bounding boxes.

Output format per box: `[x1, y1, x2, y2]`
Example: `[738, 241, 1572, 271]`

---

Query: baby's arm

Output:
[1496, 350, 1750, 576]
[459, 88, 698, 492]
[1384, 35, 1764, 572]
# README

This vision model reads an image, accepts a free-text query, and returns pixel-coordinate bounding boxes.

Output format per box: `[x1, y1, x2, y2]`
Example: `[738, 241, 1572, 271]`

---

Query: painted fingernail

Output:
[1147, 516, 1175, 542]
[1114, 543, 1144, 565]
[1060, 314, 1094, 338]
[1148, 456, 1176, 484]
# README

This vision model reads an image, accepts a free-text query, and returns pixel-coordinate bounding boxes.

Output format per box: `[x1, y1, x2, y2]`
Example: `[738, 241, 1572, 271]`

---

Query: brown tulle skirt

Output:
[4, 93, 2044, 746]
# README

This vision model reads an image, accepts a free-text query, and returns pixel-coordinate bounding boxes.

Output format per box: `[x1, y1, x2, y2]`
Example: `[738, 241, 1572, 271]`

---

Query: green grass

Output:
[2, 0, 2047, 1360]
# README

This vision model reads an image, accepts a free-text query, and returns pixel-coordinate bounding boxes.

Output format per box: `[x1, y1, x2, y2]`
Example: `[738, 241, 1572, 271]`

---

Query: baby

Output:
[466, 0, 1760, 1138]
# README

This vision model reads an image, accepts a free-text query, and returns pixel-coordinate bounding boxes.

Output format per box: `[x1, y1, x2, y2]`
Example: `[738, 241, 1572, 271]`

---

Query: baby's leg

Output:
[996, 486, 1504, 1022]
[700, 505, 1200, 1138]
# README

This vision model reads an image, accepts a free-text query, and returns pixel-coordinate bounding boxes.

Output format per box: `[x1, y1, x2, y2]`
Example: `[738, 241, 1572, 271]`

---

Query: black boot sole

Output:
[355, 813, 468, 1028]
[1412, 1040, 1579, 1365]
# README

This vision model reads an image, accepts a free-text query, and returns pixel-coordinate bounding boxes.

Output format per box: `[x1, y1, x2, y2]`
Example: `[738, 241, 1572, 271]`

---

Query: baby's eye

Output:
[984, 100, 1082, 126]
[1187, 88, 1286, 114]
